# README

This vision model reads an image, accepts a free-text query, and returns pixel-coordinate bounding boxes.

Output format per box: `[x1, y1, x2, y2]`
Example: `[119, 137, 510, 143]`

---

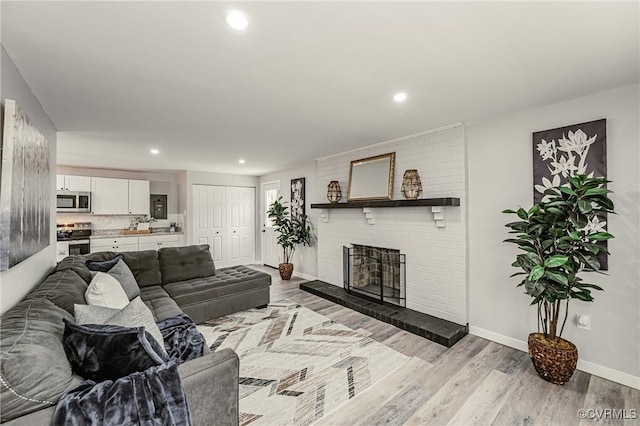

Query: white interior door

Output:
[227, 187, 255, 266]
[261, 181, 280, 268]
[192, 185, 226, 267]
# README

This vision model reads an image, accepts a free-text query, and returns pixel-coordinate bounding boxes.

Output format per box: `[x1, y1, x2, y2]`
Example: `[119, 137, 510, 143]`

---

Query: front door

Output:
[262, 181, 280, 268]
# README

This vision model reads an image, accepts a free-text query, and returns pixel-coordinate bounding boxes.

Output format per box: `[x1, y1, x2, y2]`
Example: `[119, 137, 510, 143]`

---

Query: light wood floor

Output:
[254, 265, 640, 426]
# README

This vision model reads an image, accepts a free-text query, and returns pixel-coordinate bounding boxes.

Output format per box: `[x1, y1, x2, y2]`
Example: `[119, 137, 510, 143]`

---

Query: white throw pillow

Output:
[85, 272, 130, 309]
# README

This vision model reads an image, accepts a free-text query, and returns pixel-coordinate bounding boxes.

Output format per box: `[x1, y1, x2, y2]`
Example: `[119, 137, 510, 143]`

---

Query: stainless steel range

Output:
[57, 222, 92, 257]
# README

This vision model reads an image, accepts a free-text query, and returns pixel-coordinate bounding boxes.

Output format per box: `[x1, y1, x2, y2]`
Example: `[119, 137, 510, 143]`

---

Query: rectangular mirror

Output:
[348, 152, 395, 201]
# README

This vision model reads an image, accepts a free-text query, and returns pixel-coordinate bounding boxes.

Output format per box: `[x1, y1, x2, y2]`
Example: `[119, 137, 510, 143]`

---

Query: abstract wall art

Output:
[290, 177, 305, 219]
[533, 119, 606, 203]
[533, 118, 608, 269]
[0, 99, 50, 271]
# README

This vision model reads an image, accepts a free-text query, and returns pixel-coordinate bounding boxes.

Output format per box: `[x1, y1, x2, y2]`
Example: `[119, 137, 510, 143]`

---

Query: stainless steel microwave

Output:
[56, 191, 91, 213]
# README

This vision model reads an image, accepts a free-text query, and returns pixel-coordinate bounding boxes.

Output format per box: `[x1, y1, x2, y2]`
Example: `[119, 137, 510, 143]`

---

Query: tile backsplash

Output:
[57, 213, 184, 231]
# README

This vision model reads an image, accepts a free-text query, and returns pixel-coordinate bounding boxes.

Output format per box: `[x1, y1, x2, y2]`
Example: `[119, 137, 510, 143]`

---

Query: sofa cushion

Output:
[107, 259, 141, 300]
[85, 272, 130, 309]
[0, 299, 84, 423]
[163, 265, 270, 308]
[74, 297, 165, 353]
[55, 255, 95, 283]
[159, 245, 216, 284]
[62, 320, 168, 382]
[122, 250, 162, 288]
[27, 269, 89, 315]
[86, 254, 124, 272]
[83, 251, 119, 263]
[139, 286, 184, 322]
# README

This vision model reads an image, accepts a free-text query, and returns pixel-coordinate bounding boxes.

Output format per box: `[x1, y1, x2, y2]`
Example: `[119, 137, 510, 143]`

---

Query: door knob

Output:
[233, 231, 237, 233]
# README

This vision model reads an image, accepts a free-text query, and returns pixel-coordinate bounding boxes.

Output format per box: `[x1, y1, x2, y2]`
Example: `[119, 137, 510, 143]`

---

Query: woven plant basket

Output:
[279, 263, 294, 280]
[528, 333, 578, 385]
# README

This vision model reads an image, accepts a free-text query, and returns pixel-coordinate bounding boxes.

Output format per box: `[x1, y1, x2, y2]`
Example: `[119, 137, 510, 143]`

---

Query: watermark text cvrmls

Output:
[577, 408, 637, 420]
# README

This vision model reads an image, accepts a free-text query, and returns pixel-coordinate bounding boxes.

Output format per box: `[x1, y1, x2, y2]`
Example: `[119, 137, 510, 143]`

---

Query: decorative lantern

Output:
[327, 181, 342, 203]
[401, 169, 422, 199]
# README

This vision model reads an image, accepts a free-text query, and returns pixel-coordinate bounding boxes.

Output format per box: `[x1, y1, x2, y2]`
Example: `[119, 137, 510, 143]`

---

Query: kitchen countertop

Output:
[90, 229, 183, 239]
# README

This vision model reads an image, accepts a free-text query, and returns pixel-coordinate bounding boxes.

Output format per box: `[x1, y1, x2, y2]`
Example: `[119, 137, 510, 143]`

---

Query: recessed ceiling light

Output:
[393, 92, 408, 102]
[150, 149, 160, 155]
[238, 159, 246, 164]
[225, 10, 250, 31]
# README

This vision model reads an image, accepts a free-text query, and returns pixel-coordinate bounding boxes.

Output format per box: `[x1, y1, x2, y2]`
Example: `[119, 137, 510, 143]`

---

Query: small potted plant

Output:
[503, 174, 614, 384]
[267, 197, 311, 280]
[134, 215, 156, 232]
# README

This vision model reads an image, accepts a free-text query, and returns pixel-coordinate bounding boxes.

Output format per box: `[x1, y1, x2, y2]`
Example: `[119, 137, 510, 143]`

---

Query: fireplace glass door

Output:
[343, 244, 406, 307]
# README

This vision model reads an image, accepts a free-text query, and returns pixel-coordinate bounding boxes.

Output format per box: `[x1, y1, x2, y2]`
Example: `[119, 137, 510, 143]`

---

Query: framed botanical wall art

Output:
[290, 177, 305, 219]
[533, 118, 608, 269]
[0, 99, 50, 271]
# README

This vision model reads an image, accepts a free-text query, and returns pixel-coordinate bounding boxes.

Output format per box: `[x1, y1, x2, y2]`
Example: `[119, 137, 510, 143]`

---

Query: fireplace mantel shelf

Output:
[311, 198, 460, 227]
[310, 198, 460, 209]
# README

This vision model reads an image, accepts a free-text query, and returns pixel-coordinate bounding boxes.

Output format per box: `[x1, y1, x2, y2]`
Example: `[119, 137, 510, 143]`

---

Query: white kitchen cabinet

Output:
[66, 175, 92, 192]
[56, 175, 91, 192]
[128, 179, 150, 215]
[91, 237, 139, 253]
[115, 242, 140, 252]
[56, 175, 65, 191]
[138, 234, 183, 251]
[91, 177, 129, 214]
[91, 177, 150, 215]
[56, 241, 69, 262]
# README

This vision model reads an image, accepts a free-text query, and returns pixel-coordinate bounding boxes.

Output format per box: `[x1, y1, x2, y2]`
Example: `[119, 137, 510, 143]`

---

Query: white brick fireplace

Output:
[315, 125, 467, 325]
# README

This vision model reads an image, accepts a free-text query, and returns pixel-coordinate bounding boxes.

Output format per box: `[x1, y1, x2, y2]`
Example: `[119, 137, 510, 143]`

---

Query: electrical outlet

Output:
[577, 314, 591, 330]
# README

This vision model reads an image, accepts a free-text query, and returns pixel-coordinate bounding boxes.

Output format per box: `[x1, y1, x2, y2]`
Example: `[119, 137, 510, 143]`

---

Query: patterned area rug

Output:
[197, 301, 409, 426]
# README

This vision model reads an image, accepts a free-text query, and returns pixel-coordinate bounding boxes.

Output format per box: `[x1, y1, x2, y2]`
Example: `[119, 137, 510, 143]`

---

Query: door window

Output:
[264, 188, 279, 227]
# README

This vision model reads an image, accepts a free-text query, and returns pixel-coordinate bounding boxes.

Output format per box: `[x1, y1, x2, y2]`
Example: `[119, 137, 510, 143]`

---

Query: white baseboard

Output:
[293, 272, 317, 281]
[469, 326, 528, 352]
[469, 326, 640, 390]
[575, 359, 640, 390]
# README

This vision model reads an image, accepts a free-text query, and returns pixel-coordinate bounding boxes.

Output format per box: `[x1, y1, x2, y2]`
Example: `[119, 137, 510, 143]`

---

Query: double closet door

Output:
[192, 185, 255, 267]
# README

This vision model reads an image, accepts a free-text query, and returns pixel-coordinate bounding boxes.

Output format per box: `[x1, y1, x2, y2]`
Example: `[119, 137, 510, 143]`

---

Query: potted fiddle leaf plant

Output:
[267, 197, 312, 280]
[503, 174, 615, 384]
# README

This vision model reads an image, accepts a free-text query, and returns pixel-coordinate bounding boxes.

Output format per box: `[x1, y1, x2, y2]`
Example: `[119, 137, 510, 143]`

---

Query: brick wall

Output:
[315, 125, 467, 325]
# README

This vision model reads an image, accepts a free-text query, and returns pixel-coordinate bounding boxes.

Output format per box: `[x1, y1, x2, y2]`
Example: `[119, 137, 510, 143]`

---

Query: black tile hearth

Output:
[300, 280, 468, 347]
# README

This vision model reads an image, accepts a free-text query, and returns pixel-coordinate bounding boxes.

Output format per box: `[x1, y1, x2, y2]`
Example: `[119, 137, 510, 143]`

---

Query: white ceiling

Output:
[2, 1, 638, 176]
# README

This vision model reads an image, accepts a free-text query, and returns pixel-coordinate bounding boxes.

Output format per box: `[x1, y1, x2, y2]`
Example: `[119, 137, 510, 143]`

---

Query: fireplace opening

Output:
[343, 244, 406, 307]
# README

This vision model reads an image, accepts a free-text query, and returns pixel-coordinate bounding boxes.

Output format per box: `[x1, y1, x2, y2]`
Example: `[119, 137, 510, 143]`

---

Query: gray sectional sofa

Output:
[0, 244, 272, 425]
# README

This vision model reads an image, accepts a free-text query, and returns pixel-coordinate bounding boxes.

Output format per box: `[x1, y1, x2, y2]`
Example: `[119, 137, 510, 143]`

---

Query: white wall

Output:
[316, 126, 468, 325]
[258, 162, 318, 279]
[184, 170, 259, 245]
[0, 46, 57, 314]
[467, 84, 639, 387]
